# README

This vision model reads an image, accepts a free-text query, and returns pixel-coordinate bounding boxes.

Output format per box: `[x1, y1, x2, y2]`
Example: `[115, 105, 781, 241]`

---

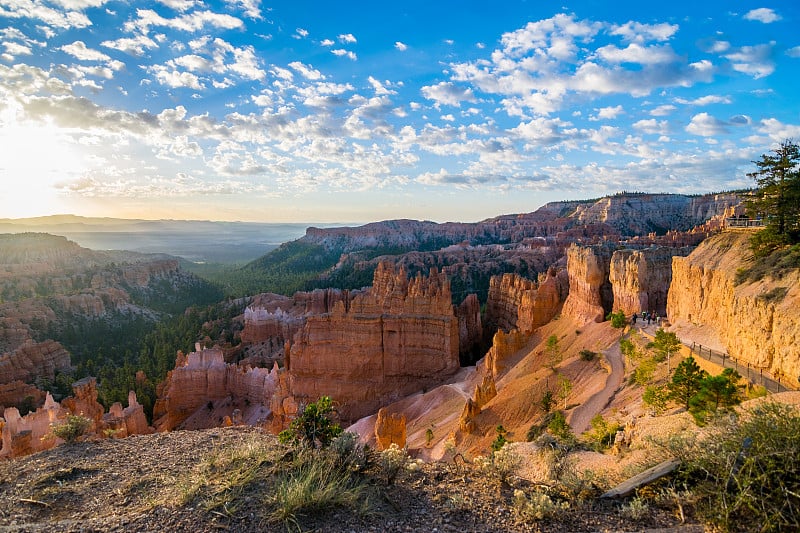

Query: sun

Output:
[0, 114, 87, 218]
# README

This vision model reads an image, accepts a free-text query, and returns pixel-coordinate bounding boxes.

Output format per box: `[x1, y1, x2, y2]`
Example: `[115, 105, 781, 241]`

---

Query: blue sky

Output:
[1, 1, 799, 223]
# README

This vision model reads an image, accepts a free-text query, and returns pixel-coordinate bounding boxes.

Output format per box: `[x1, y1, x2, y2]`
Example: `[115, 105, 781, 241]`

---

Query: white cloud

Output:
[500, 14, 601, 59]
[787, 46, 800, 58]
[128, 8, 243, 34]
[0, 1, 93, 30]
[368, 76, 394, 95]
[288, 61, 323, 80]
[743, 8, 781, 23]
[295, 28, 308, 38]
[449, 14, 714, 117]
[61, 40, 111, 62]
[338, 33, 356, 44]
[173, 54, 213, 71]
[633, 118, 668, 134]
[685, 112, 728, 136]
[725, 43, 775, 78]
[100, 35, 159, 55]
[225, 0, 261, 19]
[420, 81, 476, 107]
[320, 39, 334, 46]
[511, 117, 577, 147]
[650, 104, 676, 116]
[709, 41, 730, 53]
[3, 41, 32, 58]
[675, 95, 731, 105]
[610, 21, 679, 43]
[150, 66, 204, 89]
[331, 49, 357, 60]
[156, 0, 196, 11]
[591, 105, 624, 120]
[395, 41, 408, 51]
[596, 43, 677, 64]
[756, 118, 800, 141]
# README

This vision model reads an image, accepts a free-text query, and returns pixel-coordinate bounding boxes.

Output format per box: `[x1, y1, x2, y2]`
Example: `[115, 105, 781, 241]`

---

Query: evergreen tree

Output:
[545, 334, 561, 370]
[647, 328, 681, 371]
[668, 356, 707, 410]
[689, 368, 742, 423]
[745, 139, 800, 255]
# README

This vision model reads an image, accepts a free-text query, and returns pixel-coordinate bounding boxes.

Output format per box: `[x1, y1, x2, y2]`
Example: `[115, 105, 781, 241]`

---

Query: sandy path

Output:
[569, 337, 624, 434]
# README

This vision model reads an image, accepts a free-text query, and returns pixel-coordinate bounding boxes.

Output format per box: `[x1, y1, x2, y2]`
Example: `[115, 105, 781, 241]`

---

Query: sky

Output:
[0, 1, 799, 223]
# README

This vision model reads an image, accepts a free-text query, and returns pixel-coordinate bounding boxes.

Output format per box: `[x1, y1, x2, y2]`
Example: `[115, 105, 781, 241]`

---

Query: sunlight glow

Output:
[0, 109, 87, 218]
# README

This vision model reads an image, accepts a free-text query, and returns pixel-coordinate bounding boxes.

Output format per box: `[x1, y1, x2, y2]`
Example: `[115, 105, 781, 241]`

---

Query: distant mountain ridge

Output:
[301, 192, 742, 253]
[0, 216, 319, 264]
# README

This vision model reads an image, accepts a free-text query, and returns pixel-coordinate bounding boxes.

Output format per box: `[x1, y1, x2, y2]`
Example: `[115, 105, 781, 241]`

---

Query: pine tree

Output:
[647, 328, 681, 371]
[668, 356, 707, 410]
[745, 139, 800, 255]
[689, 368, 742, 423]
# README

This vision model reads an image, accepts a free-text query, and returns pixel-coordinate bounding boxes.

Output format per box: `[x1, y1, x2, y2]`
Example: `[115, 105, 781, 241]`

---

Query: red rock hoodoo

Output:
[271, 262, 462, 425]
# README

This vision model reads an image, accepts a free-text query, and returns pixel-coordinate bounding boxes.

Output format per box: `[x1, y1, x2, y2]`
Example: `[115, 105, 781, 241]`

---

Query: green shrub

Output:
[631, 358, 656, 386]
[606, 310, 627, 328]
[513, 488, 569, 519]
[278, 396, 342, 449]
[491, 424, 508, 452]
[547, 411, 574, 444]
[673, 402, 800, 532]
[539, 389, 554, 413]
[584, 414, 620, 451]
[643, 385, 669, 415]
[271, 448, 370, 525]
[579, 349, 596, 361]
[51, 414, 92, 443]
[376, 443, 409, 485]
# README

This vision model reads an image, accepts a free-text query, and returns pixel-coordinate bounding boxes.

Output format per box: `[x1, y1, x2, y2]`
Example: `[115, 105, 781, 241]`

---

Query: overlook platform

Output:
[725, 217, 764, 231]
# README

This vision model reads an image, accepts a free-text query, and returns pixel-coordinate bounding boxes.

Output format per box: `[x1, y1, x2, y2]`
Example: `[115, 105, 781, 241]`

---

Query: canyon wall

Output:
[0, 339, 71, 386]
[301, 193, 741, 254]
[239, 289, 354, 363]
[667, 232, 800, 386]
[572, 193, 741, 235]
[485, 269, 567, 335]
[0, 377, 152, 459]
[271, 262, 461, 424]
[152, 346, 277, 431]
[609, 247, 692, 316]
[562, 243, 616, 324]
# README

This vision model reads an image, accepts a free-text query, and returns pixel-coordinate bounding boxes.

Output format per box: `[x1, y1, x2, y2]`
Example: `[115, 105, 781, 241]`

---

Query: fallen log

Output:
[600, 458, 680, 499]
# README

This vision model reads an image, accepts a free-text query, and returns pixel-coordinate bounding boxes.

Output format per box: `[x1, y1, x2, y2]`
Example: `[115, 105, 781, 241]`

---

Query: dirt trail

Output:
[569, 337, 624, 434]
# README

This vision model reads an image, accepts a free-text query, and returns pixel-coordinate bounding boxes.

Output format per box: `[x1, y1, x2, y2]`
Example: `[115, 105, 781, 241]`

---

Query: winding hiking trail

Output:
[569, 335, 625, 434]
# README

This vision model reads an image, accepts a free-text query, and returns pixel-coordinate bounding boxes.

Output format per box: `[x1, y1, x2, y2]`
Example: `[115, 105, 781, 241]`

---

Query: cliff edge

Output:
[667, 232, 800, 387]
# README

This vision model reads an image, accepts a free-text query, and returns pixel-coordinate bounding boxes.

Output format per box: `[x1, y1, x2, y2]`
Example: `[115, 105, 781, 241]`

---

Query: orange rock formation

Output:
[374, 408, 407, 450]
[609, 247, 691, 316]
[271, 262, 461, 425]
[0, 378, 153, 459]
[485, 269, 565, 335]
[153, 345, 278, 431]
[562, 244, 616, 324]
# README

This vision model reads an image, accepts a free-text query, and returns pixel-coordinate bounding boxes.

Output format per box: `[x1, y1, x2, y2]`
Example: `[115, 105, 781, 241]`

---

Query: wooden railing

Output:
[725, 218, 765, 228]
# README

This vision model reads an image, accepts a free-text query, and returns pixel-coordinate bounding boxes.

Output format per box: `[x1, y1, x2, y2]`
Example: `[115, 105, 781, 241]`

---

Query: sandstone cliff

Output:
[562, 243, 616, 324]
[609, 247, 692, 316]
[300, 193, 740, 255]
[485, 269, 566, 335]
[0, 378, 153, 459]
[271, 262, 462, 424]
[152, 346, 277, 431]
[0, 339, 71, 386]
[239, 289, 353, 364]
[667, 232, 800, 386]
[571, 193, 740, 236]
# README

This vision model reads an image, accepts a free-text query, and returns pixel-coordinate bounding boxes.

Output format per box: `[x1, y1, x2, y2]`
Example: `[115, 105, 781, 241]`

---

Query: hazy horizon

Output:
[1, 1, 797, 223]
